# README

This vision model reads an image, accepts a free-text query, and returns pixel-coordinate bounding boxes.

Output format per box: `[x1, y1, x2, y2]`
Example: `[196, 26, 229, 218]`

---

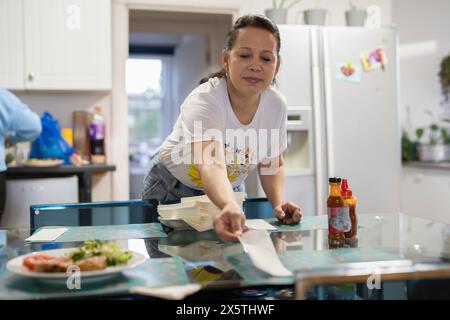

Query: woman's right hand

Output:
[213, 202, 246, 242]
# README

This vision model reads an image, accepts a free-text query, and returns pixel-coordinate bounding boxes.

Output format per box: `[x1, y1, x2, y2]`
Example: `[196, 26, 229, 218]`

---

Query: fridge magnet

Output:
[335, 61, 361, 83]
[360, 47, 387, 72]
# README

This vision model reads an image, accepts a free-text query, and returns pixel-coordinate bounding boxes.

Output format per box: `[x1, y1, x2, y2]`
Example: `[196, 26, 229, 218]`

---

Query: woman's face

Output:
[223, 27, 280, 98]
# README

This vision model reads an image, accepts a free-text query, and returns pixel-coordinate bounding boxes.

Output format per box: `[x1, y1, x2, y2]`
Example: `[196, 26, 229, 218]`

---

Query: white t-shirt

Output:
[159, 77, 287, 190]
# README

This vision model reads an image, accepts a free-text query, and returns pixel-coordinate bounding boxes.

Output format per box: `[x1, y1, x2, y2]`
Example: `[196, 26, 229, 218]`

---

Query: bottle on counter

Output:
[73, 111, 92, 161]
[89, 106, 106, 164]
[327, 177, 345, 248]
[341, 178, 358, 240]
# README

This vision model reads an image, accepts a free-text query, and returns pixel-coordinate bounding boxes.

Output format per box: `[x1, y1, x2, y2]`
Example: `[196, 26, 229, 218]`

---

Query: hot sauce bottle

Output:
[327, 177, 345, 248]
[341, 179, 358, 240]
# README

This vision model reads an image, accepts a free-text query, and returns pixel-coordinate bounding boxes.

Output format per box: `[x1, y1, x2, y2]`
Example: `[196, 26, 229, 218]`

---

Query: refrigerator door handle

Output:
[322, 28, 335, 178]
[311, 27, 326, 218]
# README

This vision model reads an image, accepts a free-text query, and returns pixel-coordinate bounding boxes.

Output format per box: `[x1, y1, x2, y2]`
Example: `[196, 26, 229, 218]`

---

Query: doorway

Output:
[126, 10, 233, 199]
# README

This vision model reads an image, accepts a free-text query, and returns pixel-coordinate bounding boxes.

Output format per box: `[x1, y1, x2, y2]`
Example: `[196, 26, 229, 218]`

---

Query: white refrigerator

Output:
[247, 25, 401, 217]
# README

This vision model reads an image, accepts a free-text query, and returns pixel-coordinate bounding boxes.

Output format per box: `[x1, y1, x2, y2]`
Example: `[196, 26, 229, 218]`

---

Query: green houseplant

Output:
[265, 0, 303, 24]
[439, 53, 450, 103]
[415, 118, 450, 162]
[402, 131, 419, 162]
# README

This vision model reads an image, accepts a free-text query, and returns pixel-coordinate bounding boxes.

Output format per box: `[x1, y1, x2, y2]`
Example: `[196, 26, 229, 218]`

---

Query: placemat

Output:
[226, 247, 402, 286]
[266, 214, 328, 232]
[32, 223, 167, 242]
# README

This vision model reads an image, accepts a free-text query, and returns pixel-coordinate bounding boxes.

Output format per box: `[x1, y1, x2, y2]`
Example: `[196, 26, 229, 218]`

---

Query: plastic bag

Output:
[30, 112, 74, 164]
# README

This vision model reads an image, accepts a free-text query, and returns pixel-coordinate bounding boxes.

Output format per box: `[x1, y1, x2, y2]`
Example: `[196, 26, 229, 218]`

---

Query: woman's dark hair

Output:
[199, 14, 281, 84]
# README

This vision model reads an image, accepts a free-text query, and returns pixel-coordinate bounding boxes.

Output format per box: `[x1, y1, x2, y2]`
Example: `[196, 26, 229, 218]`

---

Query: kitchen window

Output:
[126, 54, 174, 171]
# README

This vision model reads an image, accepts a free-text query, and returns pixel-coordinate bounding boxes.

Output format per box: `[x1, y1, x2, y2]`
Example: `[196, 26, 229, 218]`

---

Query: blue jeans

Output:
[142, 153, 245, 203]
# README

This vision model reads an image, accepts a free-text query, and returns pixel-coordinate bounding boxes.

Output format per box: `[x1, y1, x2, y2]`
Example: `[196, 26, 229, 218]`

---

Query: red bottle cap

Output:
[341, 178, 353, 197]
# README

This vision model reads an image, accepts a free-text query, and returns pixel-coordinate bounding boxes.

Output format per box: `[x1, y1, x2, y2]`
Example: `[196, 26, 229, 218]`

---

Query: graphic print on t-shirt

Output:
[187, 142, 257, 188]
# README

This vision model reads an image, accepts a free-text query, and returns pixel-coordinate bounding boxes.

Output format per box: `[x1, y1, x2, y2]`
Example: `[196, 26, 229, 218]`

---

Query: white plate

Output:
[23, 159, 64, 167]
[6, 248, 146, 284]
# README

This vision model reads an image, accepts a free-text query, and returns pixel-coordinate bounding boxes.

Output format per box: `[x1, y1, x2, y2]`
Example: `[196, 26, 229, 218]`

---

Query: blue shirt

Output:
[0, 87, 42, 172]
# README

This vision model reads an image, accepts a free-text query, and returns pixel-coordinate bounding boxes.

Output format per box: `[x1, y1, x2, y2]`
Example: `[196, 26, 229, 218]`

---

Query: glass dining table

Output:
[1, 211, 450, 300]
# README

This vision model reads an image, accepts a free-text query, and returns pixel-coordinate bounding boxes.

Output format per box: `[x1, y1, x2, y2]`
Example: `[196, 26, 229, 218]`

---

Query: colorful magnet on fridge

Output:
[360, 47, 387, 72]
[335, 61, 361, 83]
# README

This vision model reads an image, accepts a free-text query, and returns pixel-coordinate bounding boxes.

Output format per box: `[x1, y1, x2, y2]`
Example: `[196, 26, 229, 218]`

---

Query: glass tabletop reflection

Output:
[1, 212, 450, 299]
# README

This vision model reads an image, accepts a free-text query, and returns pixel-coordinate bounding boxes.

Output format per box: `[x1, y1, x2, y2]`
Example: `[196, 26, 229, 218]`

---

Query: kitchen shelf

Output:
[402, 161, 450, 171]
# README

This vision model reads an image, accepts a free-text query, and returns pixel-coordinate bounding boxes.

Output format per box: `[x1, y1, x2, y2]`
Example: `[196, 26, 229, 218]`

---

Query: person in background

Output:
[0, 87, 42, 221]
[142, 15, 301, 242]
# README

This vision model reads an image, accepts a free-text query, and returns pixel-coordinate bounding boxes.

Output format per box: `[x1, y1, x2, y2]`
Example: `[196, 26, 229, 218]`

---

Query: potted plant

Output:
[402, 131, 419, 162]
[345, 1, 367, 27]
[303, 1, 328, 25]
[439, 53, 450, 104]
[415, 119, 450, 162]
[265, 0, 303, 24]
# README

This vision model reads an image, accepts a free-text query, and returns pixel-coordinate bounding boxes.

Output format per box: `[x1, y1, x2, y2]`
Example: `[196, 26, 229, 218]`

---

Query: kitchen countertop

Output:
[6, 163, 116, 175]
[403, 161, 450, 170]
[5, 164, 116, 202]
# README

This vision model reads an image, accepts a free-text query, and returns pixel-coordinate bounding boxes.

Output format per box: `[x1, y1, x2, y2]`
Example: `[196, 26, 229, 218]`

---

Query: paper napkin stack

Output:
[158, 192, 245, 232]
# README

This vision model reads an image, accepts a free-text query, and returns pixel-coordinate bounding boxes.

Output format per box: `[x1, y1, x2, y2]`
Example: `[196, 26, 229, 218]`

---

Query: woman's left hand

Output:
[274, 202, 302, 225]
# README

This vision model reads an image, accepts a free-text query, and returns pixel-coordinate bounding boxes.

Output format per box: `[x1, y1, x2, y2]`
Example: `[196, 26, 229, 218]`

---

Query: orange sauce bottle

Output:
[327, 177, 345, 248]
[341, 179, 358, 239]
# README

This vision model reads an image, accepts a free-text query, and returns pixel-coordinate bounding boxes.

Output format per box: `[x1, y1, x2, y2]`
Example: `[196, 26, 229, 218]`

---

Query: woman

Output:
[142, 15, 302, 242]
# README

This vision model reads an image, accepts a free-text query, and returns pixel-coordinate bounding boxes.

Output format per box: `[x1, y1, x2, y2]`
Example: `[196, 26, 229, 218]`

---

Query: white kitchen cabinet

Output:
[0, 0, 24, 89]
[401, 166, 450, 224]
[0, 0, 111, 90]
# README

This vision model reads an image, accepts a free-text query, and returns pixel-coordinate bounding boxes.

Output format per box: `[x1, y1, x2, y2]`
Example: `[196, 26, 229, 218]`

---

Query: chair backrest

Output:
[30, 199, 158, 230]
[30, 197, 273, 230]
[243, 197, 273, 219]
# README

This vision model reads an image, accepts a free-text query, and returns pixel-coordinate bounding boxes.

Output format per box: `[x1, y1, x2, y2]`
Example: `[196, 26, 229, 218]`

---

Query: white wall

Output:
[392, 0, 450, 138]
[174, 35, 206, 111]
[12, 91, 109, 128]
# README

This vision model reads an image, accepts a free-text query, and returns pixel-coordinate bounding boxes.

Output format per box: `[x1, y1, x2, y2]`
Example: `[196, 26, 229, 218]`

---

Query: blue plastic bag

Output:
[30, 112, 74, 164]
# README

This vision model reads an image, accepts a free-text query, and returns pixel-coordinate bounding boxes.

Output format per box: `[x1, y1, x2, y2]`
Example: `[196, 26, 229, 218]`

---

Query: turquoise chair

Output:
[29, 197, 273, 230]
[242, 197, 274, 219]
[30, 199, 159, 230]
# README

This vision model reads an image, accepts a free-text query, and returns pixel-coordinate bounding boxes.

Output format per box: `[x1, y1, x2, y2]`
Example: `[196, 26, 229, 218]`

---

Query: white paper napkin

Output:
[245, 219, 277, 231]
[129, 284, 202, 300]
[239, 229, 292, 277]
[25, 228, 68, 242]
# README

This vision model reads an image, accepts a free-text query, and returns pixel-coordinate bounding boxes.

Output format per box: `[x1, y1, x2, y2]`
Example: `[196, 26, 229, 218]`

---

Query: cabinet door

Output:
[24, 0, 111, 90]
[0, 0, 24, 89]
[401, 167, 450, 224]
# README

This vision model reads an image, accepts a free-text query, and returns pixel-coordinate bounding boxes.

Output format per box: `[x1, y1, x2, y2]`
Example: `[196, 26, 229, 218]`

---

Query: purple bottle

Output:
[89, 106, 105, 156]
